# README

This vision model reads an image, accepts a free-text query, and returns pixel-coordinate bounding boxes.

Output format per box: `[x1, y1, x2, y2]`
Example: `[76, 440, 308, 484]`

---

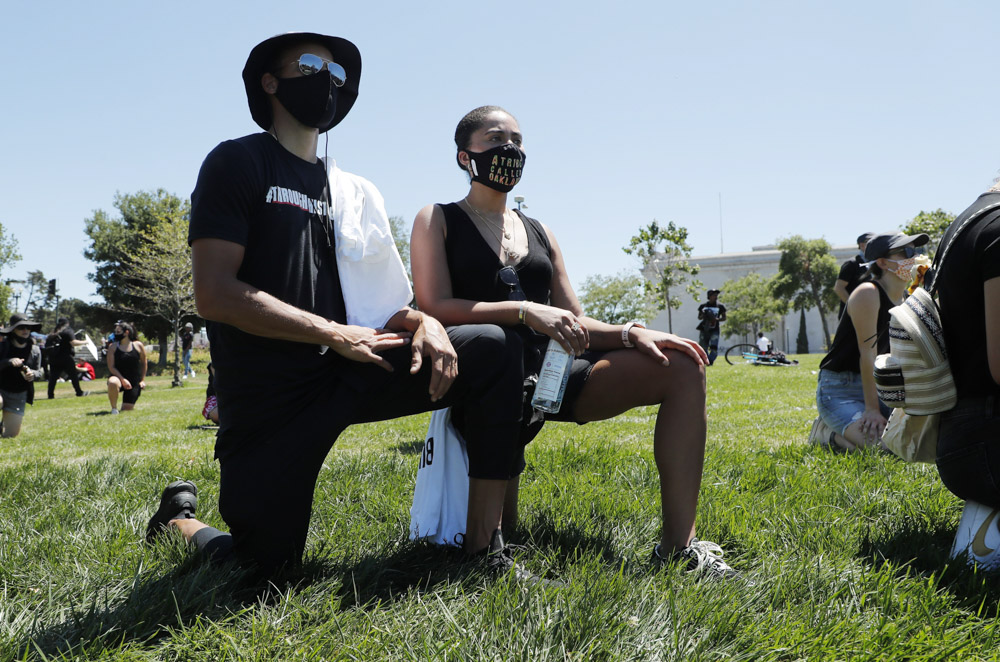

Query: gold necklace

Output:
[462, 199, 520, 262]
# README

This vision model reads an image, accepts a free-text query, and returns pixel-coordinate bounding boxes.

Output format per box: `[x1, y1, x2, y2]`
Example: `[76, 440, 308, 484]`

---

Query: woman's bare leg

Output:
[571, 348, 707, 553]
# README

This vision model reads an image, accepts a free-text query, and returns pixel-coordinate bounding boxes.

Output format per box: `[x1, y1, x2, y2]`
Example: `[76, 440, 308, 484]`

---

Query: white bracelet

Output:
[622, 321, 644, 348]
[518, 301, 529, 324]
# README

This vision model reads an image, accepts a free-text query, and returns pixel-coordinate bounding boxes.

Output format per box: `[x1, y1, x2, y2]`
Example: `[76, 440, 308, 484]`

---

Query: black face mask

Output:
[274, 71, 338, 130]
[465, 143, 525, 193]
[113, 333, 124, 342]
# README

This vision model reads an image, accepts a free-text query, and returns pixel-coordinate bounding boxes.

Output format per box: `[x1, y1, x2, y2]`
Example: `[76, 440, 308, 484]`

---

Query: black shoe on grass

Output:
[146, 480, 198, 544]
[477, 529, 562, 586]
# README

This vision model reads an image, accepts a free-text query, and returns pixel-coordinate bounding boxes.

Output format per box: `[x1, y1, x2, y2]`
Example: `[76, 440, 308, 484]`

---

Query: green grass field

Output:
[3, 354, 999, 661]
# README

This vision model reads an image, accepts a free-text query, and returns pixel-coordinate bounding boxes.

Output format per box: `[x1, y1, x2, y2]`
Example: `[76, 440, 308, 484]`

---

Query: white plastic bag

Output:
[409, 407, 469, 546]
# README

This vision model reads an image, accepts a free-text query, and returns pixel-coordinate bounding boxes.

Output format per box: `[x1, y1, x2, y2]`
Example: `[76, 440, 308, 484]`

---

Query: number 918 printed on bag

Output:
[419, 437, 434, 468]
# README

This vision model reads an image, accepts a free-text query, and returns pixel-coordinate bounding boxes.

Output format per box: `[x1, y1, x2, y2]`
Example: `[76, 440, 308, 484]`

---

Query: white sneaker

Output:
[110, 408, 119, 415]
[191, 370, 196, 378]
[950, 500, 1000, 570]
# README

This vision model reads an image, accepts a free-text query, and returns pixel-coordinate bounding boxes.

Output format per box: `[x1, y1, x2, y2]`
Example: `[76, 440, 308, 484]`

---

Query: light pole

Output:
[514, 196, 526, 211]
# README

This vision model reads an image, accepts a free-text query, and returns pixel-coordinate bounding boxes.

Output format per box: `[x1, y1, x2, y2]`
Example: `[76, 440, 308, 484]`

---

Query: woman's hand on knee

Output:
[632, 329, 707, 367]
[524, 303, 588, 355]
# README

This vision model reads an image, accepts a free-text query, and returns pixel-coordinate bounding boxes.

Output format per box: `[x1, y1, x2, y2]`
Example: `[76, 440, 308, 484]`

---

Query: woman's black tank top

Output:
[114, 343, 142, 382]
[440, 202, 554, 368]
[440, 202, 553, 305]
[819, 283, 894, 373]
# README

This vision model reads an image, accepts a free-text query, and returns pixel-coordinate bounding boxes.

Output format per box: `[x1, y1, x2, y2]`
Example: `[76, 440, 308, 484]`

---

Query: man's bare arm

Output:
[192, 238, 409, 369]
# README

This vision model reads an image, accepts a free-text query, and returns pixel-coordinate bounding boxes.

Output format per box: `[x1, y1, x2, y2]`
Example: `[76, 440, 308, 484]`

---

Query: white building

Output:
[645, 245, 858, 354]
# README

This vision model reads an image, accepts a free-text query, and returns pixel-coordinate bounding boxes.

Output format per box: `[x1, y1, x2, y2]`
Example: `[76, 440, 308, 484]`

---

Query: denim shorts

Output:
[816, 369, 890, 436]
[0, 389, 27, 415]
[936, 395, 1000, 507]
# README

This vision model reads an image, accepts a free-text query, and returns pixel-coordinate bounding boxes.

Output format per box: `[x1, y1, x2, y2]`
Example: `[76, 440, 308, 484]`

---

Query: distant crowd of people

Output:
[0, 316, 216, 437]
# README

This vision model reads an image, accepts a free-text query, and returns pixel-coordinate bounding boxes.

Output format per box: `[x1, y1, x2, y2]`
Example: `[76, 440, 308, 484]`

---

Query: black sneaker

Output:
[145, 480, 198, 544]
[652, 538, 740, 580]
[477, 529, 558, 586]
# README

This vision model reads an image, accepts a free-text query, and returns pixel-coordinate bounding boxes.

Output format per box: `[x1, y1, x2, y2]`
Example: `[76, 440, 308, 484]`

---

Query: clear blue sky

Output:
[2, 1, 999, 305]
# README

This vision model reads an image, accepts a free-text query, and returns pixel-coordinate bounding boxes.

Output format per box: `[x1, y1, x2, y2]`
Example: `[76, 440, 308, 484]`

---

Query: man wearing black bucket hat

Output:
[146, 33, 527, 579]
[0, 314, 44, 438]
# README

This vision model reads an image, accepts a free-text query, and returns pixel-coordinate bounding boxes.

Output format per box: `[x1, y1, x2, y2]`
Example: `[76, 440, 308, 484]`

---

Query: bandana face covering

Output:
[274, 70, 338, 130]
[886, 256, 917, 281]
[465, 144, 525, 193]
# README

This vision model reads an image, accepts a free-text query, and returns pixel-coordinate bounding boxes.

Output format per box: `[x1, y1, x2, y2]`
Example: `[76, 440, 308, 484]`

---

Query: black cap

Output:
[707, 289, 721, 296]
[243, 32, 362, 133]
[864, 232, 930, 262]
[856, 232, 876, 245]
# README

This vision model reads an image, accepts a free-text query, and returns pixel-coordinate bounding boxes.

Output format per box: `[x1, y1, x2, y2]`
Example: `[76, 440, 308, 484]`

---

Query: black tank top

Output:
[113, 343, 142, 383]
[819, 283, 894, 373]
[440, 202, 554, 368]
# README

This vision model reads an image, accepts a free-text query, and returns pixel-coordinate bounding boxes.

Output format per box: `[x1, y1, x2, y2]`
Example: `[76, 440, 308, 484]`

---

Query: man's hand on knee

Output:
[409, 314, 458, 402]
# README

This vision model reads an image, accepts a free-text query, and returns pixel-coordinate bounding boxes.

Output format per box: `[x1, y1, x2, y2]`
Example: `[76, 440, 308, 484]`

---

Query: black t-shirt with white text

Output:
[189, 133, 349, 398]
[936, 193, 1000, 399]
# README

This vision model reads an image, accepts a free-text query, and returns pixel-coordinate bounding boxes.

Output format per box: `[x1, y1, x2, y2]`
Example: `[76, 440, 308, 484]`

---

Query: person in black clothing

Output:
[181, 322, 196, 379]
[813, 231, 928, 451]
[696, 290, 726, 365]
[46, 317, 87, 398]
[410, 105, 736, 578]
[0, 314, 44, 438]
[145, 33, 527, 580]
[929, 185, 1000, 569]
[106, 322, 147, 414]
[834, 232, 875, 316]
[201, 361, 218, 424]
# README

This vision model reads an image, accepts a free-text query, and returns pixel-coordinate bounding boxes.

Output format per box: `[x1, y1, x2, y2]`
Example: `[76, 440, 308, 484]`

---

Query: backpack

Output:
[874, 193, 1000, 415]
[873, 195, 1000, 462]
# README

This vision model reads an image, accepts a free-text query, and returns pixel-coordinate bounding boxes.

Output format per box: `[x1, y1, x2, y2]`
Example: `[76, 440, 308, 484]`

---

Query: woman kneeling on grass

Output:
[106, 321, 147, 415]
[0, 315, 44, 438]
[410, 105, 736, 578]
[811, 232, 928, 451]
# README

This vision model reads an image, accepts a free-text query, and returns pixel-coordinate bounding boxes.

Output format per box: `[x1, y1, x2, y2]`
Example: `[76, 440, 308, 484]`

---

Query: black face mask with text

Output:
[465, 143, 525, 193]
[274, 71, 338, 130]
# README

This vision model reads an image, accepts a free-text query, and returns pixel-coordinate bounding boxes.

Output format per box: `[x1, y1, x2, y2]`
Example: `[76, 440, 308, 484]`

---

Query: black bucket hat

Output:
[242, 32, 362, 133]
[864, 232, 930, 262]
[1, 314, 41, 334]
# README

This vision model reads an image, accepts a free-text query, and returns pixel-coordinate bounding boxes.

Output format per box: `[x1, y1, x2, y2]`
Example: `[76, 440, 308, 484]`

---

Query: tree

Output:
[623, 220, 702, 333]
[578, 271, 657, 325]
[0, 223, 21, 324]
[21, 270, 55, 316]
[84, 189, 191, 368]
[772, 235, 839, 349]
[721, 272, 789, 339]
[388, 215, 411, 276]
[119, 218, 196, 387]
[796, 309, 809, 354]
[901, 209, 955, 253]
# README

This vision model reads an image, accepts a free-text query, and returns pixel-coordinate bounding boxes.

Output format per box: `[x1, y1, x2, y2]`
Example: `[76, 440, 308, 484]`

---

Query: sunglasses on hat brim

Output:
[273, 53, 347, 87]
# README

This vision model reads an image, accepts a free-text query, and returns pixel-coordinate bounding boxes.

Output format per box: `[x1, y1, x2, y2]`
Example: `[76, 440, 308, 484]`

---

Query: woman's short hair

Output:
[454, 105, 515, 171]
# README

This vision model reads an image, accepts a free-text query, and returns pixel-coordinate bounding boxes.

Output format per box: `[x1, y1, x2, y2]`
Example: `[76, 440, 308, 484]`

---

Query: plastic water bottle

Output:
[531, 338, 573, 413]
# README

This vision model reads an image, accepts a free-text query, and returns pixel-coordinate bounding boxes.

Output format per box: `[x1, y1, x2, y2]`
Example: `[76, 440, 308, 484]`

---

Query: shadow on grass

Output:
[392, 440, 424, 455]
[86, 411, 113, 417]
[520, 514, 625, 567]
[186, 424, 218, 431]
[21, 542, 477, 656]
[20, 555, 257, 658]
[859, 521, 1000, 617]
